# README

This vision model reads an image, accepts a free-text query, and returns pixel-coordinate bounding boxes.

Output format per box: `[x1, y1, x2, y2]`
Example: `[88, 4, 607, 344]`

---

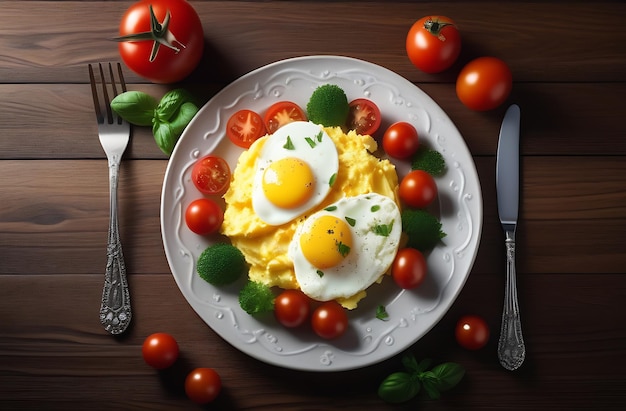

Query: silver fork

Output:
[89, 63, 132, 335]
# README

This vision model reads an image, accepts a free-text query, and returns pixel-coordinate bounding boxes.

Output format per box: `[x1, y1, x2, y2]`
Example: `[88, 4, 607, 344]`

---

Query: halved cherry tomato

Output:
[383, 122, 420, 159]
[263, 101, 307, 134]
[399, 170, 438, 208]
[142, 332, 179, 370]
[226, 109, 266, 148]
[191, 155, 231, 195]
[185, 198, 223, 235]
[456, 57, 512, 111]
[406, 16, 461, 74]
[392, 248, 427, 289]
[455, 315, 490, 350]
[346, 98, 381, 136]
[311, 301, 348, 339]
[185, 368, 222, 404]
[275, 289, 311, 328]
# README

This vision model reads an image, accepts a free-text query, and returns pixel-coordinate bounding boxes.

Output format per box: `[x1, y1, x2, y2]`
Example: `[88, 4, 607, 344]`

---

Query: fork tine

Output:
[88, 64, 104, 124]
[98, 63, 114, 125]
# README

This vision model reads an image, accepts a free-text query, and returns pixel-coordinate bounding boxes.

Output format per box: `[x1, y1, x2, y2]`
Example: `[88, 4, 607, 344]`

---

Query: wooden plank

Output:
[0, 2, 624, 84]
[0, 273, 624, 409]
[1, 82, 625, 160]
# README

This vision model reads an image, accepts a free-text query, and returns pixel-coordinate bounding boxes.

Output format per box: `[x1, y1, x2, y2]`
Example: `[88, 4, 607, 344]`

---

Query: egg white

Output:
[251, 121, 339, 226]
[288, 193, 402, 302]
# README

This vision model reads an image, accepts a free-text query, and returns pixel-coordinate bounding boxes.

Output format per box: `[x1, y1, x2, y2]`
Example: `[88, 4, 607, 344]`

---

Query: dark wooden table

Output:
[2, 1, 625, 409]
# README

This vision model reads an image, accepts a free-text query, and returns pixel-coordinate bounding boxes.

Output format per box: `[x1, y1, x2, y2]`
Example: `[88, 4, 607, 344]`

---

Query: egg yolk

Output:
[300, 215, 353, 269]
[262, 157, 316, 209]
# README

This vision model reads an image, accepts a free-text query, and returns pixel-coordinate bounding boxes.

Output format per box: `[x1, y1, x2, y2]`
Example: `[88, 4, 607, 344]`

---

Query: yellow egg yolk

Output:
[262, 157, 316, 209]
[300, 215, 353, 269]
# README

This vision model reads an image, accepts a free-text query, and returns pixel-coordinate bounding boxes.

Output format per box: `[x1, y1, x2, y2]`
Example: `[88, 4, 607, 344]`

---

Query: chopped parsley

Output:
[325, 205, 337, 212]
[373, 220, 394, 237]
[336, 240, 351, 257]
[316, 130, 324, 142]
[316, 270, 324, 278]
[329, 173, 337, 186]
[305, 136, 316, 148]
[283, 135, 295, 150]
[376, 305, 389, 321]
[345, 216, 356, 227]
[371, 205, 381, 212]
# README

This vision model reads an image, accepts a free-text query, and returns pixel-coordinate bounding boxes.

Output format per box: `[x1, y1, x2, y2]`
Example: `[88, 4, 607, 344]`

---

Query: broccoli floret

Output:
[411, 147, 446, 176]
[197, 243, 247, 286]
[239, 281, 275, 315]
[306, 84, 349, 127]
[401, 209, 446, 251]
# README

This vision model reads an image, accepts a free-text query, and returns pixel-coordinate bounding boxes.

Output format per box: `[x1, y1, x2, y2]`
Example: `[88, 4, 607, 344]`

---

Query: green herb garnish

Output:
[345, 216, 356, 227]
[336, 241, 351, 257]
[373, 220, 394, 237]
[376, 305, 389, 321]
[305, 136, 316, 148]
[283, 135, 295, 150]
[411, 147, 446, 176]
[316, 270, 324, 278]
[371, 205, 381, 212]
[325, 205, 338, 212]
[329, 173, 337, 186]
[316, 130, 324, 142]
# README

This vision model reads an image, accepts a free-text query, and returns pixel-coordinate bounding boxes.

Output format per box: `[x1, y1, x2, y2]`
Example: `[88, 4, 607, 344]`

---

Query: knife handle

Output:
[497, 230, 526, 370]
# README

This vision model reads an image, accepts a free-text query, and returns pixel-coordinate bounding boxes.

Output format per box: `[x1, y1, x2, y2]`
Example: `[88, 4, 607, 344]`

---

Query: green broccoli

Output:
[411, 147, 446, 176]
[306, 84, 350, 127]
[196, 243, 247, 286]
[401, 209, 446, 251]
[239, 281, 275, 315]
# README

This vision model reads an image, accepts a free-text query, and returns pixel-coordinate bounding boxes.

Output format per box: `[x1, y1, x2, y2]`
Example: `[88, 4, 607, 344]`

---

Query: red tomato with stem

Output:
[346, 98, 381, 136]
[399, 170, 438, 208]
[263, 101, 307, 134]
[456, 57, 513, 111]
[275, 289, 311, 328]
[185, 368, 222, 404]
[191, 155, 231, 195]
[406, 16, 461, 73]
[312, 301, 348, 339]
[226, 109, 266, 148]
[142, 333, 179, 369]
[117, 0, 204, 84]
[455, 315, 490, 350]
[392, 248, 427, 289]
[382, 122, 420, 159]
[185, 198, 223, 235]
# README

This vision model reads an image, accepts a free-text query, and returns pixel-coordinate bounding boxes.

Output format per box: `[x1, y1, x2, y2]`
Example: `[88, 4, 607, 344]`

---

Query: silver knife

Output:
[496, 104, 526, 370]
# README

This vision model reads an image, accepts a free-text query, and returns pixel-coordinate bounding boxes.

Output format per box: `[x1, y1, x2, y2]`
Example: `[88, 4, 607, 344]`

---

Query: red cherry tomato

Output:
[456, 57, 513, 111]
[382, 122, 420, 159]
[274, 289, 311, 328]
[399, 170, 438, 208]
[185, 198, 223, 235]
[346, 98, 382, 136]
[263, 101, 307, 134]
[455, 315, 490, 350]
[141, 333, 179, 369]
[392, 248, 427, 289]
[226, 109, 267, 148]
[185, 368, 222, 404]
[312, 301, 348, 339]
[191, 155, 231, 195]
[117, 0, 204, 83]
[406, 16, 461, 74]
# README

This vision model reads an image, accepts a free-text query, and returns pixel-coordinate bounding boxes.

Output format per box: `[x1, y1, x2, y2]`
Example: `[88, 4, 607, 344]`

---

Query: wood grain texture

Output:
[1, 0, 625, 410]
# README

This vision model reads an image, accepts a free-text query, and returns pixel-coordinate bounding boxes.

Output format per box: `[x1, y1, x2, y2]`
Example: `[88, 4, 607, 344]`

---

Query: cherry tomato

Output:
[275, 289, 311, 328]
[142, 333, 179, 369]
[382, 122, 420, 159]
[311, 301, 348, 339]
[263, 101, 307, 134]
[226, 109, 267, 148]
[117, 0, 204, 84]
[346, 98, 381, 136]
[191, 155, 231, 195]
[406, 16, 461, 74]
[455, 315, 490, 350]
[185, 368, 222, 404]
[399, 170, 438, 208]
[456, 57, 513, 111]
[185, 198, 223, 235]
[392, 248, 427, 289]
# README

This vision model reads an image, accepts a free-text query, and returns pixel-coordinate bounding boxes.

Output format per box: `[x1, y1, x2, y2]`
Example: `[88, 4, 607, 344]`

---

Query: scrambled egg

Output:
[220, 126, 400, 308]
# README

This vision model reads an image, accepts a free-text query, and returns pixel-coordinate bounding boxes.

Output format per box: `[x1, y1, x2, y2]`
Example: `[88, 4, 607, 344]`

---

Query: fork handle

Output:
[100, 159, 131, 335]
[497, 229, 526, 370]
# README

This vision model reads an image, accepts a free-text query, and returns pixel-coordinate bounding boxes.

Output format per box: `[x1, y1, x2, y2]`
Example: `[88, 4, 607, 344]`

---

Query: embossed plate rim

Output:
[160, 55, 483, 372]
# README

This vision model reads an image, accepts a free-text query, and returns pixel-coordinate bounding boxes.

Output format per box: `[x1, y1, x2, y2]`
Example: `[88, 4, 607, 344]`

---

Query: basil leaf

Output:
[110, 91, 157, 126]
[152, 101, 199, 155]
[378, 372, 420, 404]
[402, 354, 419, 374]
[430, 362, 465, 391]
[421, 377, 442, 400]
[156, 89, 194, 121]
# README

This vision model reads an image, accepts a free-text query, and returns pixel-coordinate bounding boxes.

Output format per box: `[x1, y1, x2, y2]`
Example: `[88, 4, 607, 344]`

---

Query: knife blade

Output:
[496, 104, 526, 371]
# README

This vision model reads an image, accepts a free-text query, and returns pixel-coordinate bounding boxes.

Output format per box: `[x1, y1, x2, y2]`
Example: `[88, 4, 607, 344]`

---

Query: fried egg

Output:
[288, 193, 401, 302]
[251, 121, 339, 226]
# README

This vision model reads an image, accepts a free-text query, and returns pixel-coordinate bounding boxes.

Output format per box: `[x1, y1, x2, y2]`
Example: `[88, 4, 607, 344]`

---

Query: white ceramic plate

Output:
[161, 56, 482, 372]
